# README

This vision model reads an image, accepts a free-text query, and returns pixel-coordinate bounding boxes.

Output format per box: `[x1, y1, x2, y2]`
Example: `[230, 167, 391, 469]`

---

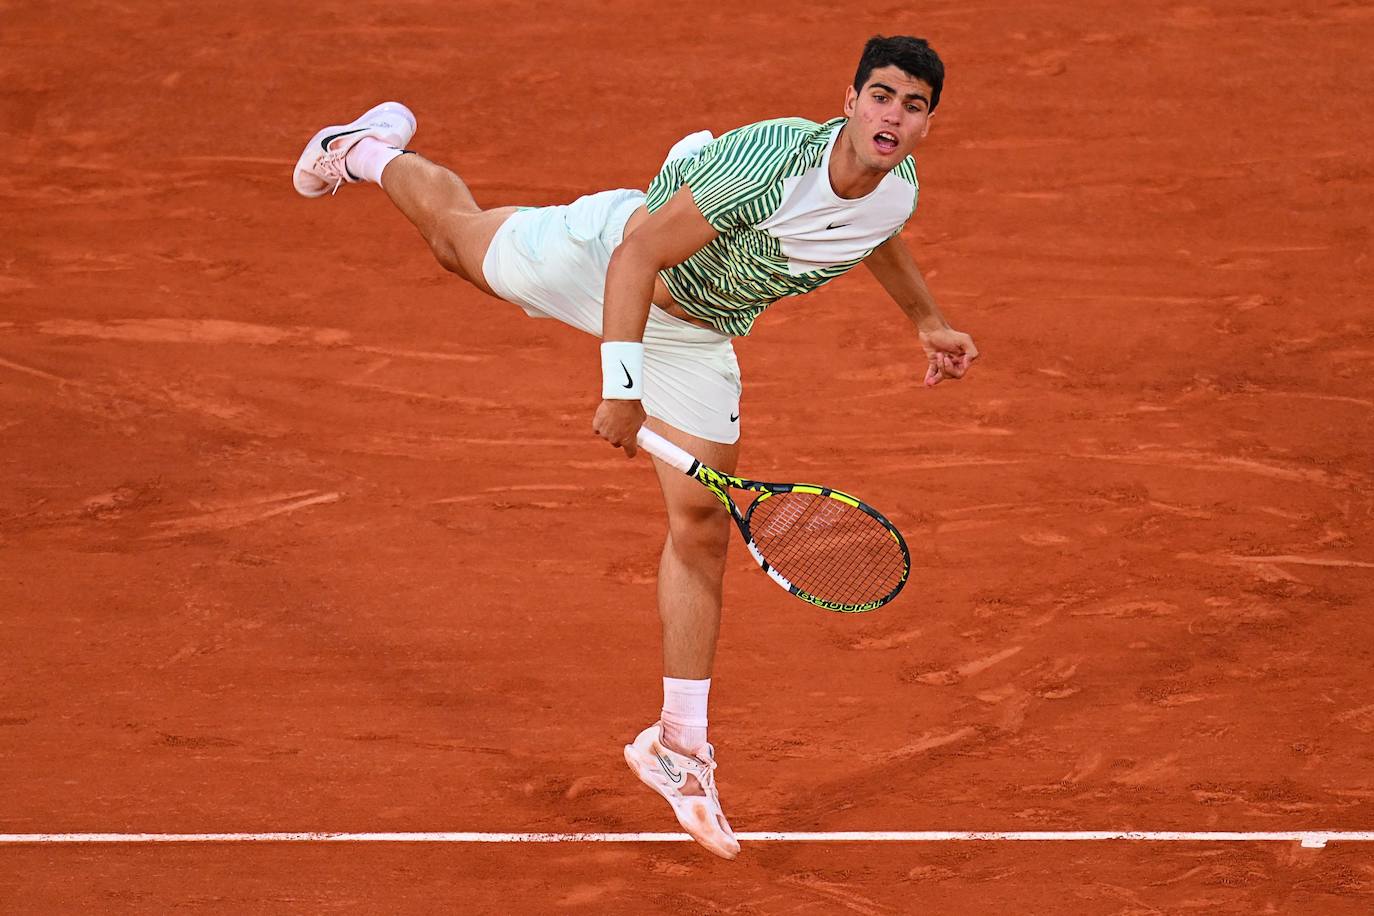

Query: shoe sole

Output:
[624, 743, 740, 860]
[292, 101, 417, 198]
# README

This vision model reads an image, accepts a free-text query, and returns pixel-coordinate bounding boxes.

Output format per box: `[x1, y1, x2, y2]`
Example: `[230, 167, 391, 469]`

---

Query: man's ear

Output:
[920, 112, 933, 138]
[843, 85, 857, 118]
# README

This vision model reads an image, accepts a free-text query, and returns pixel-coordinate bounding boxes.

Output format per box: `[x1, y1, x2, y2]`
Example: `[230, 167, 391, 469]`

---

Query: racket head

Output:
[741, 484, 910, 612]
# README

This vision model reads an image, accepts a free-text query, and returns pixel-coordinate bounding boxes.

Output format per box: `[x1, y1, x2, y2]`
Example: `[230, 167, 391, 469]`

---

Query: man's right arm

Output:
[592, 187, 719, 457]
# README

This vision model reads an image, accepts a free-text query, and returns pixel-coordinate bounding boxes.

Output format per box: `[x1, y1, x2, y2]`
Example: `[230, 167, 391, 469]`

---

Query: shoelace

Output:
[686, 750, 719, 793]
[312, 147, 352, 196]
[327, 151, 347, 196]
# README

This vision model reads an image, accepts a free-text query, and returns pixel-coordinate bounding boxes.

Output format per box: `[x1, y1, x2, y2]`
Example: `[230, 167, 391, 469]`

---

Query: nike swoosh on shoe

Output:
[320, 126, 370, 151]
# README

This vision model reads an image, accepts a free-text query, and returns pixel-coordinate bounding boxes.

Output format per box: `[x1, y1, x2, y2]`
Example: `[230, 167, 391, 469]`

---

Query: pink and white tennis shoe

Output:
[624, 722, 740, 860]
[292, 101, 416, 198]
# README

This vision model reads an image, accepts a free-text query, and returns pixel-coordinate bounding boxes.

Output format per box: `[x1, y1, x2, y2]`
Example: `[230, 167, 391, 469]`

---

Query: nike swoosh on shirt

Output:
[826, 221, 851, 230]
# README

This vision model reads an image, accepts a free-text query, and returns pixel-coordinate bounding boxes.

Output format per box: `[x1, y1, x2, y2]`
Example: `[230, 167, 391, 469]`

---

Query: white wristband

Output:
[601, 341, 644, 399]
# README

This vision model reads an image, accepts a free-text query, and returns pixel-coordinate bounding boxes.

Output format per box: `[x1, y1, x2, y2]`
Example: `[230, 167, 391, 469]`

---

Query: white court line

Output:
[1, 831, 1371, 849]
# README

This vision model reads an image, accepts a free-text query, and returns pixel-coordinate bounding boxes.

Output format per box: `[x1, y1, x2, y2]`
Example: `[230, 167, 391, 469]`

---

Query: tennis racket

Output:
[636, 427, 910, 613]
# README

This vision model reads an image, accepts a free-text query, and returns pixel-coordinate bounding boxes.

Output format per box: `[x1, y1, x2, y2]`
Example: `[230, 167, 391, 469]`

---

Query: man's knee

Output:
[428, 232, 472, 280]
[666, 502, 731, 561]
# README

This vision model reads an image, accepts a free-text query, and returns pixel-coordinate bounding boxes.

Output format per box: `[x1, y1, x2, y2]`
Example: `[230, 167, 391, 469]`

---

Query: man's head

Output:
[852, 36, 944, 112]
[842, 36, 944, 173]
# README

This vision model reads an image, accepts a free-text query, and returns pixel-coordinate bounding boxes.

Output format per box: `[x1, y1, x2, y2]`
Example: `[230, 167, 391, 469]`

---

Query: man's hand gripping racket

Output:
[636, 428, 910, 613]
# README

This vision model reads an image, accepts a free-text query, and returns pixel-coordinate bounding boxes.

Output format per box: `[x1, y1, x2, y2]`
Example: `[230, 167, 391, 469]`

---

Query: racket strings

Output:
[746, 492, 905, 604]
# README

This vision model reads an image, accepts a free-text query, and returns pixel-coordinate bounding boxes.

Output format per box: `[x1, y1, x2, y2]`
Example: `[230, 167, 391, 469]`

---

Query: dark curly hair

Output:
[853, 36, 945, 111]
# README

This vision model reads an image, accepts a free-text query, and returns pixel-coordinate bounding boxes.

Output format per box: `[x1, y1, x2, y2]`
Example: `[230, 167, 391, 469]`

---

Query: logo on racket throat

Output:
[655, 751, 685, 784]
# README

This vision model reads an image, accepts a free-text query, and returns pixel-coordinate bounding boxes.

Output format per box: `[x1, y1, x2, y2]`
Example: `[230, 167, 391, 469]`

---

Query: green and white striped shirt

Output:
[645, 117, 919, 337]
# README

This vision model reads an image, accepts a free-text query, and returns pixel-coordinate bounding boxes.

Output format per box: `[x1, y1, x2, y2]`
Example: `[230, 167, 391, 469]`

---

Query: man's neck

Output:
[828, 123, 885, 200]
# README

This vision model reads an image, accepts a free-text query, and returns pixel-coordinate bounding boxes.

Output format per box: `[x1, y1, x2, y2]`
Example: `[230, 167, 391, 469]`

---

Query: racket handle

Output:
[635, 427, 698, 474]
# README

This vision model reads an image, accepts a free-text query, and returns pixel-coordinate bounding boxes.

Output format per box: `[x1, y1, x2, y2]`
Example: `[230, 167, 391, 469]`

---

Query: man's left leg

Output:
[623, 420, 741, 860]
[292, 101, 517, 298]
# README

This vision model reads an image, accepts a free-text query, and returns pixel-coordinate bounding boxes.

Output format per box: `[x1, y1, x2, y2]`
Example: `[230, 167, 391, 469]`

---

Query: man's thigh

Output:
[455, 206, 520, 297]
[646, 418, 739, 527]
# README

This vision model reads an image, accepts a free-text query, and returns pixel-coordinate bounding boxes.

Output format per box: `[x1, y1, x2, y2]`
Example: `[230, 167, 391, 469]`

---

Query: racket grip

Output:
[635, 427, 698, 474]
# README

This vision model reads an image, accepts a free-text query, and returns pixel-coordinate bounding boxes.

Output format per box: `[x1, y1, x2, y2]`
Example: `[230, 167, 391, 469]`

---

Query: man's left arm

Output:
[864, 235, 978, 387]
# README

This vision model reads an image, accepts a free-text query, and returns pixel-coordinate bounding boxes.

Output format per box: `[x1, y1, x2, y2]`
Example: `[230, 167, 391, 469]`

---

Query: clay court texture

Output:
[3, 0, 1373, 912]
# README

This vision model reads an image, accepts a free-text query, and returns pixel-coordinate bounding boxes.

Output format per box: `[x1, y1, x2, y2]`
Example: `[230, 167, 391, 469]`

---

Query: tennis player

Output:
[293, 35, 977, 859]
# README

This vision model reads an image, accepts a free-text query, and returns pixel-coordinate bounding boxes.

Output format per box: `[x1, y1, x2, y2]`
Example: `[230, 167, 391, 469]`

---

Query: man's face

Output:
[842, 65, 935, 171]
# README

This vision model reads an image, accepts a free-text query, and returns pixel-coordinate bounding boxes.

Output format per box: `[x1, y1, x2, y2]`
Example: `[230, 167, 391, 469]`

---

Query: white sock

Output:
[346, 137, 408, 187]
[661, 677, 710, 753]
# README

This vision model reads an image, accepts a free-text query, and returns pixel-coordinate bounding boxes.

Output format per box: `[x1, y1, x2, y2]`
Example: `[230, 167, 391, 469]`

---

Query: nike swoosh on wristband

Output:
[620, 361, 634, 389]
[320, 126, 370, 151]
[656, 752, 685, 784]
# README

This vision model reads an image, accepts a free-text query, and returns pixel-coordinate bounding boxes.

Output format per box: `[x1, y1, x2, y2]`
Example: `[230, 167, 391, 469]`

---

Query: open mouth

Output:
[873, 131, 899, 154]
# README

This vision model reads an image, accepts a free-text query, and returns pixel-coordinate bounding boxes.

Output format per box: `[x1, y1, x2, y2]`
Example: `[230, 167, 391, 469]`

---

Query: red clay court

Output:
[3, 1, 1373, 911]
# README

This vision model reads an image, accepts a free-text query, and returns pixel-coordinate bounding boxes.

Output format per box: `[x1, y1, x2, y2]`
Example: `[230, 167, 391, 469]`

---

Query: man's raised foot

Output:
[292, 101, 416, 197]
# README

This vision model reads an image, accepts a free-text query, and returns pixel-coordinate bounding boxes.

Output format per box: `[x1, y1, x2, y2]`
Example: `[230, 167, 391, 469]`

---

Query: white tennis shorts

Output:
[481, 188, 742, 444]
